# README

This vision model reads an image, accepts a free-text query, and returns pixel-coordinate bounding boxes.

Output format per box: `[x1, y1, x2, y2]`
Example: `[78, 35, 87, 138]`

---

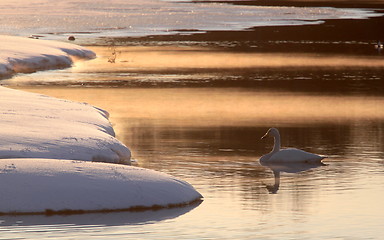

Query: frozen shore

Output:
[0, 159, 202, 215]
[0, 35, 202, 214]
[0, 35, 95, 79]
[0, 86, 131, 164]
[0, 35, 130, 163]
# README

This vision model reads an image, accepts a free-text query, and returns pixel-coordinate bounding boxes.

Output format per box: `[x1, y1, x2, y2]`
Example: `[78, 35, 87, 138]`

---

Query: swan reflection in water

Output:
[260, 161, 326, 194]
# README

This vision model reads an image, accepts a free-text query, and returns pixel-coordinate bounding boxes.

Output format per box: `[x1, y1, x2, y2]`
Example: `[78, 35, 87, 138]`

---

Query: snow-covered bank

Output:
[0, 35, 202, 214]
[0, 36, 130, 164]
[0, 159, 202, 214]
[0, 86, 131, 163]
[0, 35, 95, 79]
[0, 35, 130, 163]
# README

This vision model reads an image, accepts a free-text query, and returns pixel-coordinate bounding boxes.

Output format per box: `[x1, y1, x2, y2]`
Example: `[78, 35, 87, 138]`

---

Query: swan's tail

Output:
[305, 156, 328, 165]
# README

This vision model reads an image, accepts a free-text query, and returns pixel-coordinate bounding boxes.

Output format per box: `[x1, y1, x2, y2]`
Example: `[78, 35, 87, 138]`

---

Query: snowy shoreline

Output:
[0, 36, 131, 164]
[0, 159, 202, 215]
[0, 86, 131, 164]
[0, 35, 202, 215]
[0, 35, 95, 79]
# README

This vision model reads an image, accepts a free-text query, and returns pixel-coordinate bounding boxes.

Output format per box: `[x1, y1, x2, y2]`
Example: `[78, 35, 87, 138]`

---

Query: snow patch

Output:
[0, 87, 131, 164]
[0, 35, 202, 214]
[0, 159, 202, 214]
[0, 35, 95, 78]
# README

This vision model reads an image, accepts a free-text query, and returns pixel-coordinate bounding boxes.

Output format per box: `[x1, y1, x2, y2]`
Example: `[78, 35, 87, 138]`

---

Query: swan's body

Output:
[260, 128, 325, 164]
[260, 148, 324, 163]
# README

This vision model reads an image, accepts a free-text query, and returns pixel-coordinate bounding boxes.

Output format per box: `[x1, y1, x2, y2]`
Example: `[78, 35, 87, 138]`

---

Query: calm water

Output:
[1, 46, 384, 239]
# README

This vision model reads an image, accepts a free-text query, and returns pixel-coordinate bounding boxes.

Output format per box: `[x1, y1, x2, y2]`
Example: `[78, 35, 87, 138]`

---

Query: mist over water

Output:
[5, 45, 384, 95]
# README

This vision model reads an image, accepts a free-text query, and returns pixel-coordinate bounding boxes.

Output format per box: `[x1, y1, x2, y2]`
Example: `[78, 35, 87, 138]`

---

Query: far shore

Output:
[197, 0, 384, 9]
[92, 4, 384, 56]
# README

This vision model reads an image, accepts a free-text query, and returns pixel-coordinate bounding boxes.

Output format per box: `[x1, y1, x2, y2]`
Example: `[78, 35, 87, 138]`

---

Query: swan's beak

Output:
[261, 133, 268, 140]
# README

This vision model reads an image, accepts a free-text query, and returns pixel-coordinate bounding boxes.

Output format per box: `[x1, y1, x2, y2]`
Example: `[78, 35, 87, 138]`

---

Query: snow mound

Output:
[0, 35, 95, 78]
[0, 159, 203, 215]
[0, 36, 201, 215]
[0, 86, 131, 164]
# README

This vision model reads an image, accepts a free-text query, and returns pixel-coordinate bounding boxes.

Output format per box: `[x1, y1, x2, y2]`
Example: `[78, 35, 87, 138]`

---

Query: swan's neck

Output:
[272, 133, 281, 153]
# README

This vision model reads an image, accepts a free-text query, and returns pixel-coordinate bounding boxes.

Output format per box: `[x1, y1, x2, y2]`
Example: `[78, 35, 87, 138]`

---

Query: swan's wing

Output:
[259, 152, 274, 163]
[269, 148, 324, 163]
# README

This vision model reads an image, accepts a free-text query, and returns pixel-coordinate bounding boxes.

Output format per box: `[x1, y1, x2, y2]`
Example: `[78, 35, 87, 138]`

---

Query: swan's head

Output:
[261, 128, 279, 140]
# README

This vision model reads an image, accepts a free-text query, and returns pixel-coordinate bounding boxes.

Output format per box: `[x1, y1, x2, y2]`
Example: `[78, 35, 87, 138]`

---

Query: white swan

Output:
[260, 128, 326, 164]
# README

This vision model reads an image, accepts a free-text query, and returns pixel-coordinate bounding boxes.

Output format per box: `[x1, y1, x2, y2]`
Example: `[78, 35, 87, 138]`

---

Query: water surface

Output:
[2, 45, 384, 239]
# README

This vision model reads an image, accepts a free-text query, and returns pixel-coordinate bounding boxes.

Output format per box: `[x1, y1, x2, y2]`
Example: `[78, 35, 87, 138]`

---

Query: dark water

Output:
[2, 45, 384, 239]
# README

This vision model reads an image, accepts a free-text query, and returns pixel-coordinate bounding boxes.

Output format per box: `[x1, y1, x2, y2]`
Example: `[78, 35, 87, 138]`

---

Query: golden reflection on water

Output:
[74, 46, 384, 71]
[34, 46, 384, 127]
[14, 87, 384, 128]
